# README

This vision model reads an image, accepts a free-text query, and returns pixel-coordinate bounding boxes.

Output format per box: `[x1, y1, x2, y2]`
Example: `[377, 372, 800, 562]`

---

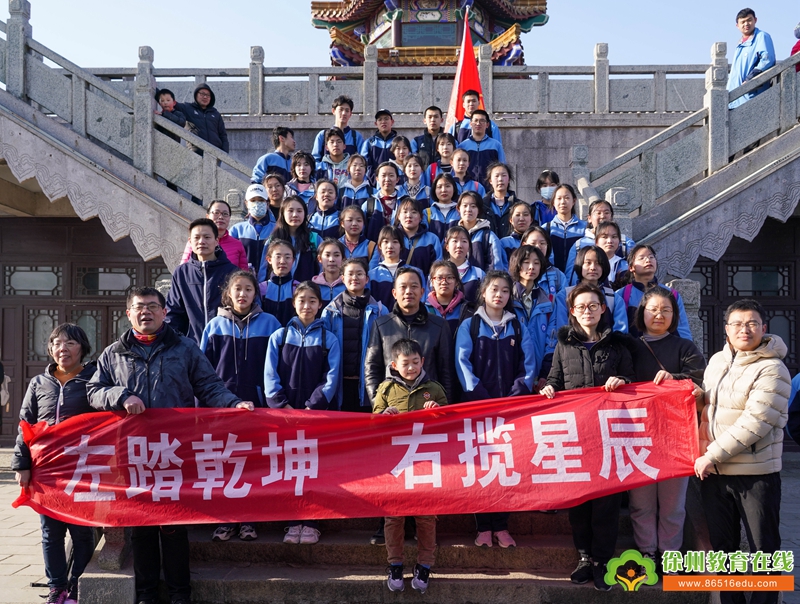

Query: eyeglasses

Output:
[726, 321, 762, 332]
[645, 307, 674, 316]
[196, 91, 211, 97]
[209, 211, 230, 218]
[129, 303, 163, 312]
[471, 119, 488, 125]
[573, 303, 602, 313]
[432, 276, 456, 283]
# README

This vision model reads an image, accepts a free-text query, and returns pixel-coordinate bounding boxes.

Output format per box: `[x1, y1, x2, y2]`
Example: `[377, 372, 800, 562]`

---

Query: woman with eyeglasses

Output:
[627, 286, 706, 575]
[180, 199, 249, 270]
[540, 282, 635, 592]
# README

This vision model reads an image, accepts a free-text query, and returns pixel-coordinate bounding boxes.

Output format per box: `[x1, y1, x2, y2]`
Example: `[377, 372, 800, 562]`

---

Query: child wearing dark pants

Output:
[132, 525, 191, 604]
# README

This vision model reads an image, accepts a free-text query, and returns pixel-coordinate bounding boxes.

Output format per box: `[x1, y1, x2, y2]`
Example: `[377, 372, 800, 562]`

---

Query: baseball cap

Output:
[375, 108, 393, 120]
[245, 183, 267, 201]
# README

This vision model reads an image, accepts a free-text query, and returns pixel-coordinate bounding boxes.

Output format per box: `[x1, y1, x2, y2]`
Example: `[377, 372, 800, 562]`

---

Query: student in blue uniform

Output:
[259, 239, 299, 326]
[201, 270, 280, 543]
[312, 239, 346, 305]
[456, 191, 505, 272]
[393, 198, 442, 280]
[285, 151, 317, 207]
[449, 89, 503, 145]
[425, 173, 460, 241]
[426, 133, 457, 183]
[339, 155, 372, 208]
[483, 162, 523, 239]
[363, 162, 402, 243]
[389, 136, 411, 187]
[229, 183, 276, 274]
[401, 154, 430, 208]
[544, 184, 588, 274]
[411, 105, 444, 167]
[368, 226, 408, 311]
[521, 226, 568, 298]
[500, 201, 534, 260]
[360, 109, 397, 182]
[308, 179, 340, 238]
[318, 128, 351, 188]
[443, 225, 485, 305]
[457, 110, 505, 188]
[265, 281, 341, 546]
[339, 205, 376, 264]
[532, 169, 560, 226]
[451, 148, 486, 198]
[263, 197, 321, 284]
[251, 126, 294, 184]
[311, 95, 364, 161]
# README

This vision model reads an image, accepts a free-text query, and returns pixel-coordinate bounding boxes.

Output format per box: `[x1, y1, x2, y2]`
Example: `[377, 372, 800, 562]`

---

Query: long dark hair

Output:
[272, 196, 313, 253]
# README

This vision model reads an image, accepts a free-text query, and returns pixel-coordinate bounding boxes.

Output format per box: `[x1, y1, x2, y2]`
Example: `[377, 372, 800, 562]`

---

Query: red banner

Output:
[13, 381, 698, 527]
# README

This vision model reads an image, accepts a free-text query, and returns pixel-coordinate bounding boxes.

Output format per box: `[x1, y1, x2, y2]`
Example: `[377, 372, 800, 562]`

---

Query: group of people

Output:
[9, 7, 799, 604]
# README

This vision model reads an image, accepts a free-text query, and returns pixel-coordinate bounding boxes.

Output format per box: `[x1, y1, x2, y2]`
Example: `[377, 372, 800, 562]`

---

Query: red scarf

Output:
[131, 325, 164, 346]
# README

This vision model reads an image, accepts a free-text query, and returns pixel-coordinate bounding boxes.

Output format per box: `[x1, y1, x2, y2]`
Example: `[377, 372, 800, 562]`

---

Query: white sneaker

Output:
[299, 526, 320, 544]
[283, 525, 302, 544]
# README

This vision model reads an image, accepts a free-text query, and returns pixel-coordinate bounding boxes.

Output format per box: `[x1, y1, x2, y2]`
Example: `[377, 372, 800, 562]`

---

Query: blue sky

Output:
[4, 1, 797, 69]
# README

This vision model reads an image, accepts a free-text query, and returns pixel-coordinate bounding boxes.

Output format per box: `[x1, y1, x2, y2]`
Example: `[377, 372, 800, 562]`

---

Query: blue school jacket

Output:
[285, 180, 315, 207]
[259, 274, 298, 326]
[257, 233, 322, 284]
[457, 135, 505, 185]
[483, 192, 521, 239]
[545, 215, 588, 274]
[229, 215, 275, 273]
[308, 208, 340, 240]
[401, 223, 442, 280]
[251, 151, 291, 184]
[456, 179, 486, 198]
[455, 307, 536, 402]
[321, 293, 387, 410]
[613, 281, 693, 341]
[512, 283, 564, 378]
[465, 219, 506, 272]
[359, 130, 396, 180]
[565, 230, 636, 286]
[449, 117, 503, 146]
[312, 274, 347, 305]
[200, 306, 280, 406]
[500, 231, 523, 260]
[458, 263, 486, 305]
[532, 200, 556, 225]
[425, 202, 460, 241]
[361, 194, 399, 243]
[339, 235, 376, 263]
[312, 126, 364, 161]
[339, 180, 373, 208]
[264, 317, 341, 410]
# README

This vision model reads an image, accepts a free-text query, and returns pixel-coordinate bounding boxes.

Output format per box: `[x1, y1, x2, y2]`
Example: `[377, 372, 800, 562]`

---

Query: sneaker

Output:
[570, 554, 592, 584]
[283, 525, 302, 544]
[411, 564, 430, 593]
[299, 526, 320, 544]
[493, 530, 516, 548]
[370, 525, 385, 545]
[64, 581, 78, 604]
[593, 561, 612, 591]
[238, 524, 257, 541]
[641, 552, 656, 580]
[46, 587, 67, 604]
[387, 565, 405, 592]
[474, 530, 493, 547]
[211, 524, 237, 542]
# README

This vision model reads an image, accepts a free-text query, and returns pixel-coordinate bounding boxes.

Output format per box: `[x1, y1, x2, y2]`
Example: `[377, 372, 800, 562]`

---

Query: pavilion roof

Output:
[312, 0, 546, 24]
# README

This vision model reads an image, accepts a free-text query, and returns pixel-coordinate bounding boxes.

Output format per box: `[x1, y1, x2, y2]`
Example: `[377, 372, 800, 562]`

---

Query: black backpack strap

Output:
[469, 314, 480, 357]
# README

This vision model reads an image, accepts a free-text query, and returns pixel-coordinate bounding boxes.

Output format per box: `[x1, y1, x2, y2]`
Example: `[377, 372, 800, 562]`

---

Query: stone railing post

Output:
[202, 152, 218, 204]
[604, 187, 634, 245]
[363, 45, 378, 117]
[422, 72, 434, 112]
[307, 72, 320, 116]
[537, 72, 549, 114]
[570, 144, 600, 219]
[666, 278, 703, 347]
[249, 46, 264, 116]
[226, 189, 245, 224]
[71, 74, 87, 136]
[594, 43, 609, 114]
[779, 63, 797, 135]
[654, 70, 667, 113]
[479, 44, 493, 113]
[6, 0, 32, 100]
[704, 42, 728, 173]
[133, 46, 154, 175]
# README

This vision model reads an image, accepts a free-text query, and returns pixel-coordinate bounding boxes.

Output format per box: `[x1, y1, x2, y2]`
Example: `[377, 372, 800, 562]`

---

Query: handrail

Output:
[26, 37, 133, 108]
[152, 114, 252, 177]
[590, 107, 708, 181]
[728, 53, 800, 103]
[0, 18, 6, 34]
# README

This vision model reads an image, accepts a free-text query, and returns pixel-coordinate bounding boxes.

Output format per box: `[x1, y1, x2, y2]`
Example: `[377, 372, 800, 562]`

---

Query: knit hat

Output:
[795, 22, 800, 39]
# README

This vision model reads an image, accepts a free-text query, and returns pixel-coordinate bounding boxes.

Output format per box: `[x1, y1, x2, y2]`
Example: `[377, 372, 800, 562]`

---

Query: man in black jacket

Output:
[411, 105, 443, 167]
[88, 286, 253, 604]
[364, 267, 452, 405]
[176, 83, 229, 155]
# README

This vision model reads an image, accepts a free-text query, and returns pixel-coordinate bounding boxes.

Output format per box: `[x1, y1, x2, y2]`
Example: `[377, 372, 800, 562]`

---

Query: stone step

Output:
[188, 528, 639, 572]
[195, 510, 632, 537]
[184, 563, 711, 604]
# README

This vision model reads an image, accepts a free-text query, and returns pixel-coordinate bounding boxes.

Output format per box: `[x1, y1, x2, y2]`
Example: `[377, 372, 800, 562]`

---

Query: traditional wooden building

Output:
[310, 0, 548, 66]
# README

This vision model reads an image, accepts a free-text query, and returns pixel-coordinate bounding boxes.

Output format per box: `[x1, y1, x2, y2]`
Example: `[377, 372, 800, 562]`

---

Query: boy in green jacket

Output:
[373, 338, 447, 594]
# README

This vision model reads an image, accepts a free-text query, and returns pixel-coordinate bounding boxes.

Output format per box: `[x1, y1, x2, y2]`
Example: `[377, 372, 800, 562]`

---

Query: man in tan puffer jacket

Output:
[695, 299, 790, 604]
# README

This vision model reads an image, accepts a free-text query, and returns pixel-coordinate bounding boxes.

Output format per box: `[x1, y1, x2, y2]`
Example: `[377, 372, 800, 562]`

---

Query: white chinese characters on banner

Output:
[598, 408, 659, 481]
[529, 412, 591, 483]
[192, 433, 252, 500]
[261, 430, 319, 496]
[63, 435, 116, 501]
[458, 417, 521, 488]
[392, 423, 448, 489]
[126, 433, 184, 501]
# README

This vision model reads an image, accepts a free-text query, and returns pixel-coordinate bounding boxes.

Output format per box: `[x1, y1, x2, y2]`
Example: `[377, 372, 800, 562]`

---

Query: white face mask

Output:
[540, 186, 556, 201]
[248, 201, 268, 220]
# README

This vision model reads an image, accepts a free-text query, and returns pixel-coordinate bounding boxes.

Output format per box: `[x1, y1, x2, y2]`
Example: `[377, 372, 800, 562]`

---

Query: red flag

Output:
[445, 9, 485, 133]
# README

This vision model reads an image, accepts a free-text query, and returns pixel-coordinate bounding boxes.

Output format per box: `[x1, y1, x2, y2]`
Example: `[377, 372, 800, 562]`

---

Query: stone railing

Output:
[0, 1, 250, 206]
[573, 43, 800, 221]
[60, 44, 709, 118]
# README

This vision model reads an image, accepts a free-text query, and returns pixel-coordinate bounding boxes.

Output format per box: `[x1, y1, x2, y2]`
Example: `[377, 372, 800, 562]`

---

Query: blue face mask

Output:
[540, 186, 556, 201]
[248, 201, 268, 220]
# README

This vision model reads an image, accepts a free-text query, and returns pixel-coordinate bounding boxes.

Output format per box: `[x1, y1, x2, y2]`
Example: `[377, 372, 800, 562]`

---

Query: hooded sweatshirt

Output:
[176, 83, 229, 153]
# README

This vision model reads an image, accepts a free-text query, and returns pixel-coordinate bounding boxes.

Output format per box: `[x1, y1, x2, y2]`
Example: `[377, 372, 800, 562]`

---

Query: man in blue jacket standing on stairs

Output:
[727, 7, 775, 109]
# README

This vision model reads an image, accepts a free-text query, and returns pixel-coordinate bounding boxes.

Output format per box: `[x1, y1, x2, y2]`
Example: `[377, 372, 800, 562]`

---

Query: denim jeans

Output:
[40, 514, 95, 589]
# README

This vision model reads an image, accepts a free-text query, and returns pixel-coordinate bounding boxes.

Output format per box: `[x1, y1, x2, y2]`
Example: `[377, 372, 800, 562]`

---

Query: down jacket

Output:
[699, 334, 791, 476]
[176, 84, 229, 153]
[12, 362, 97, 471]
[546, 326, 635, 392]
[87, 325, 241, 411]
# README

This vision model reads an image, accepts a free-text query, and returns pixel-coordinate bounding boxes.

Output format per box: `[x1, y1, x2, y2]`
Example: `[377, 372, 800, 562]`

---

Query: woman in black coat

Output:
[541, 282, 634, 591]
[628, 286, 705, 566]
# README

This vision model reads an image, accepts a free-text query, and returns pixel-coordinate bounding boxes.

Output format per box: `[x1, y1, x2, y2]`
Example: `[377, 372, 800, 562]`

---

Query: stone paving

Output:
[1, 452, 799, 603]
